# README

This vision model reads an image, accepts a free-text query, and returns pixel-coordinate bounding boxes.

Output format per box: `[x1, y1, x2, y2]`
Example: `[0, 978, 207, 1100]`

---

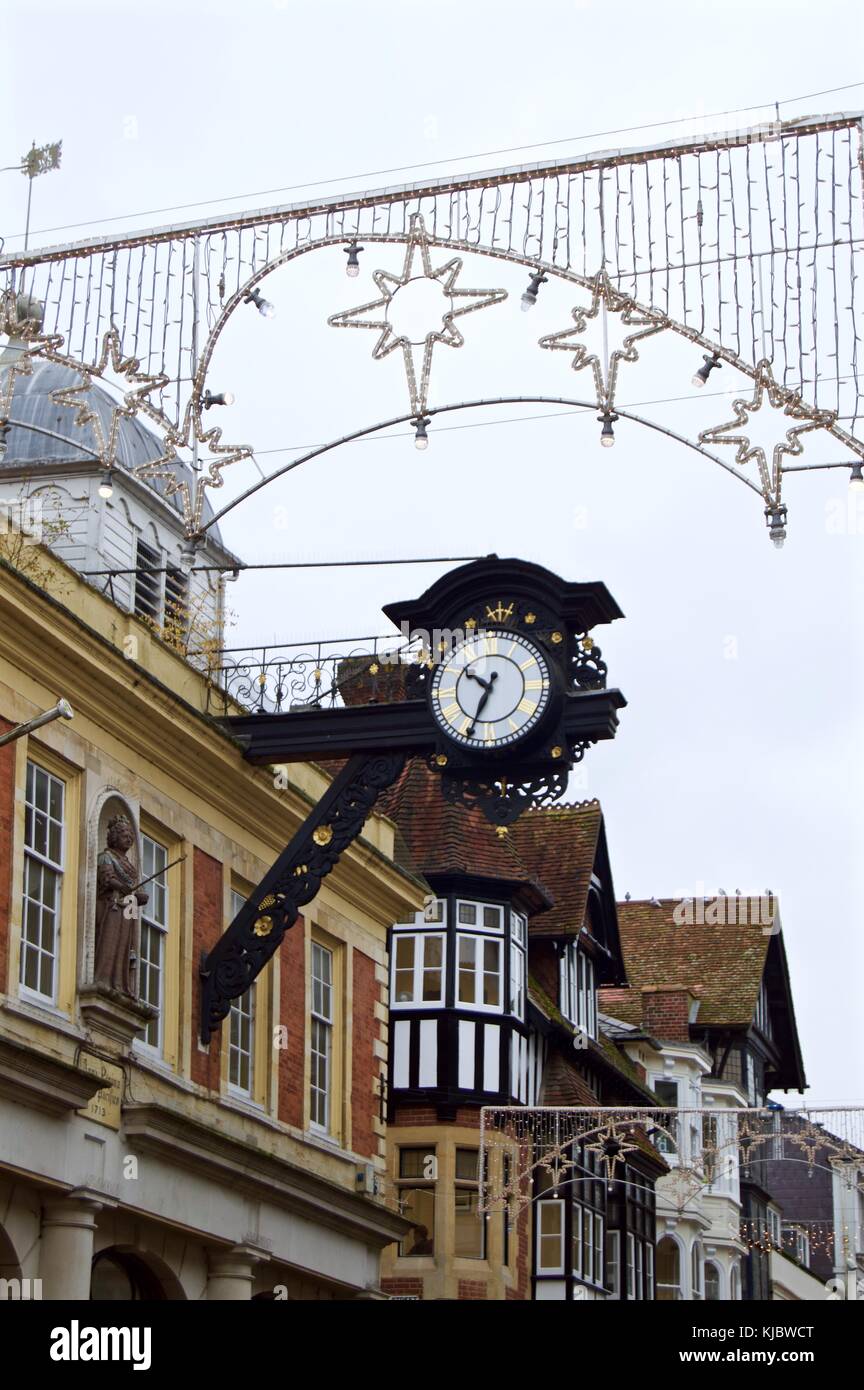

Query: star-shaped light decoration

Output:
[538, 267, 667, 408]
[698, 358, 835, 498]
[132, 396, 254, 536]
[584, 1122, 641, 1181]
[328, 213, 507, 417]
[47, 328, 170, 469]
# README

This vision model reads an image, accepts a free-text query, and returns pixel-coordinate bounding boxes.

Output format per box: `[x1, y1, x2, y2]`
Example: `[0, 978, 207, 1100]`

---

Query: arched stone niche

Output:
[81, 788, 142, 989]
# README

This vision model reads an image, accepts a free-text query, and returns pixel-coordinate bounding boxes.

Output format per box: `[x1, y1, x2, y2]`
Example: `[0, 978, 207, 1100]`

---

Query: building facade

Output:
[602, 897, 816, 1301]
[0, 368, 420, 1301]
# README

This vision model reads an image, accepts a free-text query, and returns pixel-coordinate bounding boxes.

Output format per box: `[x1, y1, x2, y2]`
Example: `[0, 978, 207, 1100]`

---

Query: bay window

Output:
[392, 931, 445, 1005]
[457, 934, 501, 1010]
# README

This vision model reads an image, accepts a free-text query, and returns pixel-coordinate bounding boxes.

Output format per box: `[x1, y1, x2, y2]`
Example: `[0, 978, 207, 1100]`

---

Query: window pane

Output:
[399, 1148, 434, 1179]
[458, 936, 476, 1003]
[572, 1202, 583, 1277]
[394, 935, 415, 1002]
[455, 1148, 478, 1181]
[421, 934, 443, 1001]
[400, 1189, 435, 1255]
[483, 939, 500, 1006]
[538, 1202, 563, 1271]
[454, 1189, 484, 1258]
[482, 904, 502, 930]
[458, 902, 477, 925]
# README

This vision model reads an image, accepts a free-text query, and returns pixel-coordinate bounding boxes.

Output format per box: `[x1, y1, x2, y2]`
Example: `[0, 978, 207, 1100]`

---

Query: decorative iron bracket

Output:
[199, 751, 405, 1043]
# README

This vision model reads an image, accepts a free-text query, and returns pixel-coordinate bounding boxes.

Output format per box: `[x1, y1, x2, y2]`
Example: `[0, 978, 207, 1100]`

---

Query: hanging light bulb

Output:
[97, 469, 114, 500]
[849, 461, 864, 492]
[344, 240, 363, 278]
[520, 270, 548, 311]
[765, 503, 788, 549]
[243, 287, 275, 319]
[598, 409, 619, 447]
[413, 416, 431, 451]
[692, 352, 722, 388]
[202, 390, 236, 409]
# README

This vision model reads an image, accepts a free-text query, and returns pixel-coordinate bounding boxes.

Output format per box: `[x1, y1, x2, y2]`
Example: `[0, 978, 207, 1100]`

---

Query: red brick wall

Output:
[0, 719, 15, 993]
[458, 1278, 488, 1300]
[277, 913, 305, 1128]
[641, 986, 695, 1043]
[393, 1105, 481, 1129]
[191, 846, 223, 1089]
[351, 949, 379, 1158]
[380, 1277, 423, 1299]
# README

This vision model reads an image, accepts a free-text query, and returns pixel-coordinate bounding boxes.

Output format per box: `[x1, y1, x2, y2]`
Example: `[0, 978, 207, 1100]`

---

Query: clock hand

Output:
[466, 671, 498, 737]
[465, 668, 492, 692]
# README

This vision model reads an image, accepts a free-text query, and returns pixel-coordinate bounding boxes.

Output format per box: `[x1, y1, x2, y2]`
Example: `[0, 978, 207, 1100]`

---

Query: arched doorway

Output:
[0, 1222, 23, 1297]
[90, 1246, 186, 1300]
[655, 1236, 682, 1301]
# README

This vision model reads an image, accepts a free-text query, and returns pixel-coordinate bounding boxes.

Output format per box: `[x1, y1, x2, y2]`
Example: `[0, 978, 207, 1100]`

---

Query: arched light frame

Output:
[3, 112, 862, 537]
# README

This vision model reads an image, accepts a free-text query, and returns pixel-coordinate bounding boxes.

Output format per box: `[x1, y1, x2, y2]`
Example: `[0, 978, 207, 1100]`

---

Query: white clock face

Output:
[430, 632, 552, 750]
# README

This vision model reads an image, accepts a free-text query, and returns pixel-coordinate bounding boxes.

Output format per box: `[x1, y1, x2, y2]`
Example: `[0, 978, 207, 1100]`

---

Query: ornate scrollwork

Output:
[200, 751, 405, 1040]
[571, 636, 607, 690]
[440, 766, 569, 827]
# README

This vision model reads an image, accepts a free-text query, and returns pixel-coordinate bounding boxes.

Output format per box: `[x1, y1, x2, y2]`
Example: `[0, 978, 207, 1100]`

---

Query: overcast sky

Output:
[2, 0, 862, 1108]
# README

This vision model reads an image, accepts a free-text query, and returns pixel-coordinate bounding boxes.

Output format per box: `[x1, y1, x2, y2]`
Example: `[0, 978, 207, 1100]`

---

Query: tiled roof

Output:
[608, 897, 776, 1026]
[529, 976, 658, 1106]
[509, 802, 603, 937]
[380, 758, 543, 887]
[540, 1049, 602, 1106]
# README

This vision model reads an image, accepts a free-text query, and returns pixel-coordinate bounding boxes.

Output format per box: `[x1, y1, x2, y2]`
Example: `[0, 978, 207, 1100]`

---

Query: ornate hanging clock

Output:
[202, 556, 626, 1042]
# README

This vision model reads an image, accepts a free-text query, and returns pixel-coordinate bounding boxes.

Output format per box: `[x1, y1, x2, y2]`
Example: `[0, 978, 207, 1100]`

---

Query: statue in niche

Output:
[94, 813, 148, 996]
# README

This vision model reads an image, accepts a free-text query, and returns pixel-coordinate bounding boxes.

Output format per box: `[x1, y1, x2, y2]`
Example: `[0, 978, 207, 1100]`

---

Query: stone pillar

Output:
[206, 1244, 266, 1300]
[39, 1190, 104, 1301]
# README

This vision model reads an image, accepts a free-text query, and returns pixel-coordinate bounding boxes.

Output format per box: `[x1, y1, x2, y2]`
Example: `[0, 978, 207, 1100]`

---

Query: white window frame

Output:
[606, 1230, 621, 1298]
[138, 834, 168, 1053]
[510, 910, 527, 946]
[572, 1201, 583, 1279]
[391, 930, 446, 1008]
[646, 1242, 655, 1300]
[559, 941, 597, 1037]
[20, 760, 65, 1004]
[509, 936, 526, 1020]
[456, 932, 503, 1013]
[456, 899, 504, 932]
[536, 1200, 565, 1275]
[228, 892, 255, 1095]
[310, 941, 333, 1132]
[626, 1232, 635, 1298]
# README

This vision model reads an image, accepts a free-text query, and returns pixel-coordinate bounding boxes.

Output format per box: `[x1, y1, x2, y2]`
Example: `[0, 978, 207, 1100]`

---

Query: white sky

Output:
[2, 0, 862, 1107]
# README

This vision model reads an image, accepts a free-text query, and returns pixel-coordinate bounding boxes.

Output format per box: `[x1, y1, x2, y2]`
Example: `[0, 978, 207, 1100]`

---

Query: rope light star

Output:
[47, 328, 170, 469]
[23, 324, 252, 535]
[584, 1122, 641, 1181]
[328, 213, 507, 417]
[538, 267, 667, 409]
[698, 358, 835, 498]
